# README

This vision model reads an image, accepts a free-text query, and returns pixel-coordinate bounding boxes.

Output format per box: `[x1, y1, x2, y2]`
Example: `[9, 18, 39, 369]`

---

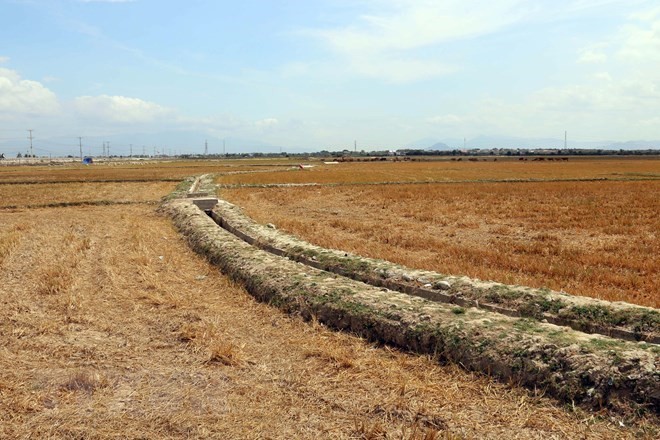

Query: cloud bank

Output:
[0, 68, 60, 117]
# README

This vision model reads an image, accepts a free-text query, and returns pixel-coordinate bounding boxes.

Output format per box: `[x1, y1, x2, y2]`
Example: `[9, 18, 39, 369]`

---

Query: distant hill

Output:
[429, 142, 451, 150]
[404, 138, 443, 149]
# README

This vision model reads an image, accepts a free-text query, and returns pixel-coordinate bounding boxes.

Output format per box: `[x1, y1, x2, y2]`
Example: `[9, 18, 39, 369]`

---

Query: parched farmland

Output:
[219, 159, 660, 308]
[1, 159, 658, 438]
[216, 157, 660, 186]
[0, 158, 294, 183]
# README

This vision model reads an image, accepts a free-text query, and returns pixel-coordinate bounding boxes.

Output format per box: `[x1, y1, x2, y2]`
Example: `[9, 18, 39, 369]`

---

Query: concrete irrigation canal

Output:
[162, 175, 659, 419]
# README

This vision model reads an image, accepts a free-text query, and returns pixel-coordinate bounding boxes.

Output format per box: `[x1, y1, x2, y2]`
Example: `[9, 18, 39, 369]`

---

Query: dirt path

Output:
[0, 203, 655, 439]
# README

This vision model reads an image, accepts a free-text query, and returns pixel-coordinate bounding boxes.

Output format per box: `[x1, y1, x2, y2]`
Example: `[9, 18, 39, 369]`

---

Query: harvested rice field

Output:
[220, 159, 660, 308]
[0, 158, 295, 183]
[1, 159, 658, 438]
[0, 181, 172, 208]
[216, 157, 660, 186]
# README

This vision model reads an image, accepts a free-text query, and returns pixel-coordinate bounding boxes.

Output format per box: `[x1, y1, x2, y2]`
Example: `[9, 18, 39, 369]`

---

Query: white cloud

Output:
[473, 74, 660, 139]
[254, 118, 279, 130]
[593, 72, 613, 81]
[518, 3, 660, 139]
[578, 48, 608, 63]
[618, 7, 660, 60]
[639, 116, 660, 126]
[0, 56, 9, 64]
[0, 67, 60, 116]
[426, 114, 464, 125]
[301, 1, 650, 84]
[629, 5, 660, 21]
[73, 95, 173, 124]
[308, 0, 528, 82]
[315, 0, 527, 54]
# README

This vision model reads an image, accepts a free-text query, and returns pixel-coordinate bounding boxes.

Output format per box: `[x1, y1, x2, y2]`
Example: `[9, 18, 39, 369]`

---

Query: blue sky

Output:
[1, 0, 660, 155]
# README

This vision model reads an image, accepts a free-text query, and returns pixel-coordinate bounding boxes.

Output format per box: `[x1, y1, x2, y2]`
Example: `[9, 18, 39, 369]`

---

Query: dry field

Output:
[0, 158, 294, 183]
[216, 158, 660, 186]
[2, 162, 656, 438]
[220, 159, 660, 308]
[0, 181, 172, 208]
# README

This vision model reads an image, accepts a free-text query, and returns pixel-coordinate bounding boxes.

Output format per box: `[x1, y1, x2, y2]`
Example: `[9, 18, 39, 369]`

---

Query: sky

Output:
[1, 0, 660, 156]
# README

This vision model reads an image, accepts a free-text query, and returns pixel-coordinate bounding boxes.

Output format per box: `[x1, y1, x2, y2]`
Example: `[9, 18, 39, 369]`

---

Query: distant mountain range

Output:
[407, 136, 660, 150]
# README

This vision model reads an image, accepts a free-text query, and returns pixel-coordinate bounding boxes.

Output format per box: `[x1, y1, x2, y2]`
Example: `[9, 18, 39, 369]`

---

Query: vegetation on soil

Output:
[222, 168, 659, 308]
[168, 199, 659, 421]
[1, 159, 658, 438]
[216, 158, 660, 186]
[210, 199, 659, 341]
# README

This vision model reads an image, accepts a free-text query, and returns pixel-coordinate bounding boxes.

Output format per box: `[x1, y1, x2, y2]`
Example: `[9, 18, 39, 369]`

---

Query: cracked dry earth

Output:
[0, 195, 656, 438]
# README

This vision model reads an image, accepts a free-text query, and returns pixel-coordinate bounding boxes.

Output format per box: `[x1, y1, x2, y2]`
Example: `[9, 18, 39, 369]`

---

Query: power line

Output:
[27, 129, 34, 157]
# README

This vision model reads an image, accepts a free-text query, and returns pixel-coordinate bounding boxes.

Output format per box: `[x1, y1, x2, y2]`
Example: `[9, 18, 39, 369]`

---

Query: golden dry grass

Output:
[216, 158, 660, 186]
[222, 178, 660, 308]
[0, 181, 174, 208]
[0, 158, 294, 183]
[1, 170, 656, 437]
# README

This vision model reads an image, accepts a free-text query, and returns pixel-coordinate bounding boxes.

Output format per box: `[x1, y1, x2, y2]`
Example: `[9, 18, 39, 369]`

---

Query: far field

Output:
[220, 158, 660, 308]
[0, 158, 291, 183]
[5, 159, 654, 438]
[217, 157, 660, 185]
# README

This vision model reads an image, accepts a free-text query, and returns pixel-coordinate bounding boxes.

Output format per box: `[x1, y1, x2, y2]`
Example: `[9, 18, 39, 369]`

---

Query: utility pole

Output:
[27, 129, 34, 157]
[130, 144, 133, 157]
[102, 142, 106, 157]
[205, 139, 208, 156]
[564, 131, 567, 149]
[106, 142, 110, 158]
[78, 137, 83, 161]
[142, 145, 146, 157]
[354, 140, 357, 152]
[223, 139, 226, 156]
